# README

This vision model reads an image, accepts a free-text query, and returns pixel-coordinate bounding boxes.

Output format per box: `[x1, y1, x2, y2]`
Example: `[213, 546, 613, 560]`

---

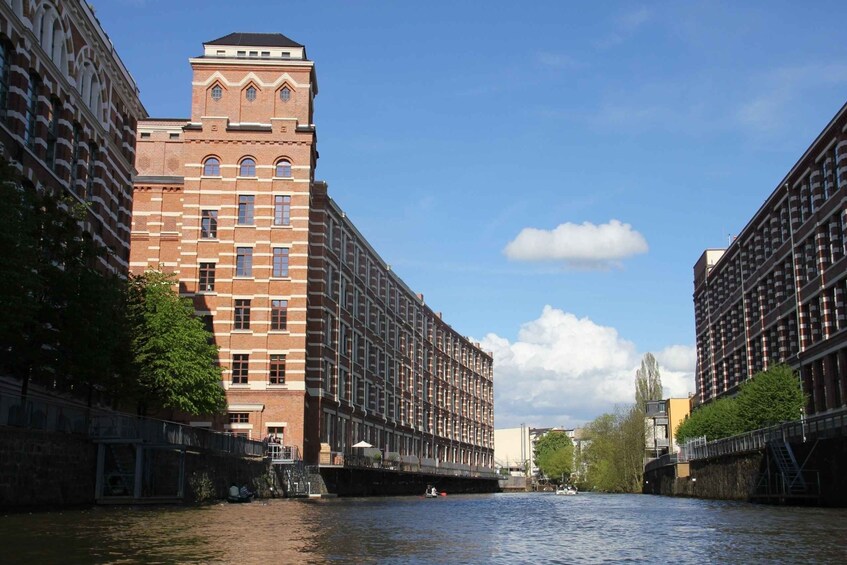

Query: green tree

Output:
[580, 406, 645, 493]
[675, 396, 740, 443]
[533, 431, 574, 481]
[736, 364, 805, 430]
[126, 269, 226, 415]
[0, 160, 128, 402]
[635, 352, 663, 407]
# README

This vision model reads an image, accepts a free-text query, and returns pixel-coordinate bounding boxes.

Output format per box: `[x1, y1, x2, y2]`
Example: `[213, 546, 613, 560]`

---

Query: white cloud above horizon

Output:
[478, 306, 695, 429]
[503, 220, 648, 269]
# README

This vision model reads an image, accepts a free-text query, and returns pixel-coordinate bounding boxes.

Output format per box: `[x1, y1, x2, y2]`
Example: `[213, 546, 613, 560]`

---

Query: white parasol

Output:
[352, 441, 373, 448]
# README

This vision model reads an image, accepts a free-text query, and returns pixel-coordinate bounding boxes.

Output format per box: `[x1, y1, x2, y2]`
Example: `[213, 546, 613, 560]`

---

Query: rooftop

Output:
[205, 32, 303, 48]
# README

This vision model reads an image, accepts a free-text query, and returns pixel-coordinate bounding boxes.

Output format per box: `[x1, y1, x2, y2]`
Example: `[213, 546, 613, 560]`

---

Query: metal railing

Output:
[89, 414, 266, 457]
[268, 443, 299, 463]
[337, 450, 499, 479]
[680, 406, 847, 462]
[644, 452, 679, 474]
[0, 388, 106, 434]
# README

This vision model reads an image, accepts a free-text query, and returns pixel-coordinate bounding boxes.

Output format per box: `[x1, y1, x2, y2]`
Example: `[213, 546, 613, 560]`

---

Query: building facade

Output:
[130, 33, 495, 468]
[0, 0, 145, 274]
[694, 102, 847, 416]
[645, 398, 689, 460]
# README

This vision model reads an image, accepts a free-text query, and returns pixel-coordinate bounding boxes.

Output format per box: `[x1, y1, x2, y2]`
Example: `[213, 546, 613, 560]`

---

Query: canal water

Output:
[2, 493, 846, 563]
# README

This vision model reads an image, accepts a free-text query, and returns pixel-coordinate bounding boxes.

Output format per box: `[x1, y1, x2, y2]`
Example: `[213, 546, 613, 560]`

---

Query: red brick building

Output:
[130, 33, 494, 468]
[694, 101, 847, 415]
[0, 0, 145, 274]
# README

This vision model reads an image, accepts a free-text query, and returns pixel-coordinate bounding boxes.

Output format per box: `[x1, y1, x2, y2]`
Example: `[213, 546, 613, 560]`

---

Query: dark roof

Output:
[205, 33, 302, 48]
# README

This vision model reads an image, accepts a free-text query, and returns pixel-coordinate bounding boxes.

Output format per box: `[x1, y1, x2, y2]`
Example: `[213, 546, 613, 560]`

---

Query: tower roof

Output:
[205, 32, 303, 48]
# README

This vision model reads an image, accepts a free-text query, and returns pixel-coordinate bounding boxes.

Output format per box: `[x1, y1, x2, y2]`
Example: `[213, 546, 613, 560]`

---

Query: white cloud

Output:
[479, 306, 695, 429]
[503, 219, 648, 269]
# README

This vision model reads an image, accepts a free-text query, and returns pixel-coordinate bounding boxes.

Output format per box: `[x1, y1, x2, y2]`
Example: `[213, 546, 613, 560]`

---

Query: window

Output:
[229, 412, 249, 423]
[232, 354, 249, 384]
[275, 160, 291, 178]
[271, 299, 288, 331]
[140, 132, 151, 139]
[46, 98, 59, 169]
[236, 247, 253, 277]
[261, 51, 270, 58]
[85, 143, 98, 200]
[274, 195, 291, 226]
[24, 72, 38, 147]
[201, 210, 218, 238]
[269, 354, 286, 384]
[203, 157, 220, 176]
[199, 263, 216, 292]
[169, 133, 179, 140]
[272, 247, 289, 277]
[211, 85, 222, 101]
[239, 158, 256, 177]
[237, 195, 255, 224]
[234, 299, 251, 330]
[0, 42, 9, 112]
[280, 87, 291, 102]
[237, 51, 246, 58]
[70, 123, 81, 187]
[245, 86, 257, 101]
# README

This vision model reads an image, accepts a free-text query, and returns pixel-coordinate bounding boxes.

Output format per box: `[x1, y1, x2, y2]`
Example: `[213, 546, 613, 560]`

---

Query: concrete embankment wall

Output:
[644, 437, 847, 506]
[320, 467, 499, 497]
[0, 428, 98, 508]
[0, 427, 275, 509]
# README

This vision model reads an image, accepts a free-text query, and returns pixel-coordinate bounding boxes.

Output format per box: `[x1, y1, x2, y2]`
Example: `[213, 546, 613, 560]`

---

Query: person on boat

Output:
[229, 483, 240, 499]
[239, 484, 253, 498]
[430, 486, 438, 496]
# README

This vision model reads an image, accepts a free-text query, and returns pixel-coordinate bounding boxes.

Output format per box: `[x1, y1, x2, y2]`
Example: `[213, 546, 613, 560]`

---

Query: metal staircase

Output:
[768, 440, 806, 495]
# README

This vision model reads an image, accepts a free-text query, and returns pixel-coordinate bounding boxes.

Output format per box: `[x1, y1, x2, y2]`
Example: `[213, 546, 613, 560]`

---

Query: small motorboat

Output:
[555, 485, 578, 496]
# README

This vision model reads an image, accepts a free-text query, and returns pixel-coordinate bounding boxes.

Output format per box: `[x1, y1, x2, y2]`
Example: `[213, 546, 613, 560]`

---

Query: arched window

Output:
[245, 86, 257, 102]
[211, 84, 222, 101]
[203, 157, 220, 176]
[275, 160, 291, 178]
[239, 158, 256, 177]
[280, 87, 291, 102]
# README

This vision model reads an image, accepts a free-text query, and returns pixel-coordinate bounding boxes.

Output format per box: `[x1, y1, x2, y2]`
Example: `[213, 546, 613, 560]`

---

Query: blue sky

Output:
[94, 0, 847, 428]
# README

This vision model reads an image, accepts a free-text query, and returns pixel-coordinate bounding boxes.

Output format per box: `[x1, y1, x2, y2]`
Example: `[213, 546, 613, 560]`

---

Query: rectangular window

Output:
[46, 98, 59, 169]
[234, 299, 251, 330]
[236, 247, 253, 277]
[229, 412, 249, 424]
[201, 210, 218, 238]
[199, 263, 216, 292]
[274, 195, 291, 226]
[24, 73, 38, 147]
[70, 124, 81, 187]
[271, 299, 288, 331]
[272, 247, 289, 277]
[232, 354, 249, 384]
[269, 354, 286, 384]
[0, 43, 9, 112]
[169, 133, 179, 140]
[238, 195, 254, 225]
[237, 50, 246, 58]
[85, 144, 98, 201]
[140, 132, 151, 138]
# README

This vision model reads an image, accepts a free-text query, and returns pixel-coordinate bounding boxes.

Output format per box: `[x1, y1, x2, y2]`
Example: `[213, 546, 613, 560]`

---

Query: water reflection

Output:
[2, 494, 846, 564]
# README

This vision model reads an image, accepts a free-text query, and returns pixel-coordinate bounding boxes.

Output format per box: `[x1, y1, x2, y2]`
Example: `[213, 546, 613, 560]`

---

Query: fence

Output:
[89, 414, 265, 457]
[679, 406, 847, 462]
[339, 449, 499, 479]
[1, 387, 265, 458]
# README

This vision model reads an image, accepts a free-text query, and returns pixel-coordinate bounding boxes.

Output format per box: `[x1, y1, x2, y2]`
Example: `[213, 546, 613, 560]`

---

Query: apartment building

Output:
[694, 102, 847, 415]
[130, 33, 494, 467]
[0, 0, 145, 274]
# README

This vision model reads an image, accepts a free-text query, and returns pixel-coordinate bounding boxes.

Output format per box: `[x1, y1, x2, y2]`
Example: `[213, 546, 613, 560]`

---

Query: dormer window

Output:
[280, 87, 291, 102]
[246, 86, 257, 102]
[211, 85, 222, 101]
